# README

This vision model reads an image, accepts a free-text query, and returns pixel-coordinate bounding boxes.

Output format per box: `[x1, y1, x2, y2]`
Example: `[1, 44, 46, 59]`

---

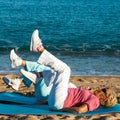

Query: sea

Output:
[0, 0, 120, 76]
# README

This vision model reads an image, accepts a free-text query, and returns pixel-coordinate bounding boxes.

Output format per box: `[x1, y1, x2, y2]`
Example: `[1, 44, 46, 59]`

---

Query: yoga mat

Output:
[0, 92, 37, 105]
[0, 92, 120, 116]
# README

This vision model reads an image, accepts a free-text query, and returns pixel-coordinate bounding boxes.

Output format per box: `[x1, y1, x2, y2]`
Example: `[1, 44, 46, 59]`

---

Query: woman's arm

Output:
[60, 103, 89, 114]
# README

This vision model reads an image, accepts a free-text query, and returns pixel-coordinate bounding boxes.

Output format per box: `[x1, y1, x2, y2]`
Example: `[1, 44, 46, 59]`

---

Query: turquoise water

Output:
[0, 0, 120, 75]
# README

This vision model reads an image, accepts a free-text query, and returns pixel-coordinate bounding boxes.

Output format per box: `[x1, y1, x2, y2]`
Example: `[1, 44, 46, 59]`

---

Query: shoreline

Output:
[1, 73, 119, 76]
[0, 74, 120, 120]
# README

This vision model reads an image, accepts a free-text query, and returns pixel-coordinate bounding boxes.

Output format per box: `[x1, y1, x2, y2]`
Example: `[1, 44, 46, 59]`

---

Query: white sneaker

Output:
[30, 29, 43, 52]
[20, 69, 37, 84]
[10, 49, 22, 68]
[2, 77, 21, 90]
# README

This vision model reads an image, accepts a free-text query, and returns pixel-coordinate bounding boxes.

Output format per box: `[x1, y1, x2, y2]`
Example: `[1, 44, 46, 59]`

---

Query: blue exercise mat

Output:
[0, 92, 120, 116]
[0, 92, 37, 105]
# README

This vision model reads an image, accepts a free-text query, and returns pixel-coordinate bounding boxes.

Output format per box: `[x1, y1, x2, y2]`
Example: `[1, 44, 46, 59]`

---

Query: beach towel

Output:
[0, 92, 120, 116]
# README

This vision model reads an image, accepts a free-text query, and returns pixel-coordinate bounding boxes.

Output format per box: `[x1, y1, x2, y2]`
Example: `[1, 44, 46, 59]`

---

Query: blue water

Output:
[0, 0, 120, 75]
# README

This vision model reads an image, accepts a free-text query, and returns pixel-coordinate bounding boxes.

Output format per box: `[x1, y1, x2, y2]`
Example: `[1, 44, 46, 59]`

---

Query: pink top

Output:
[63, 88, 100, 111]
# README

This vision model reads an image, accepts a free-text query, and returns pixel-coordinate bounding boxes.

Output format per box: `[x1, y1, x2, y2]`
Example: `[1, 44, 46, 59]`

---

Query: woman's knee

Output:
[64, 65, 71, 75]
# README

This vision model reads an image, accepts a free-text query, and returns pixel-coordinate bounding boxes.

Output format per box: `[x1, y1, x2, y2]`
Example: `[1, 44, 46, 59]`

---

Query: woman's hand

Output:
[60, 103, 88, 114]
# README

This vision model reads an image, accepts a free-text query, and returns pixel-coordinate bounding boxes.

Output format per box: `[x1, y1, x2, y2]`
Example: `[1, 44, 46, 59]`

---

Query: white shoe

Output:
[10, 49, 22, 68]
[2, 77, 21, 90]
[20, 69, 37, 84]
[30, 29, 43, 52]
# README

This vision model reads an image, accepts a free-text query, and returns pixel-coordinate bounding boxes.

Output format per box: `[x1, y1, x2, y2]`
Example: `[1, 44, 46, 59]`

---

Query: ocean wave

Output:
[0, 44, 119, 56]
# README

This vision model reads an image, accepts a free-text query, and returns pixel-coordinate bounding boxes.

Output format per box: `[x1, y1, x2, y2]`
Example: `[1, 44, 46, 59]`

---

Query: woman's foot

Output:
[2, 77, 21, 90]
[10, 49, 22, 68]
[30, 29, 44, 52]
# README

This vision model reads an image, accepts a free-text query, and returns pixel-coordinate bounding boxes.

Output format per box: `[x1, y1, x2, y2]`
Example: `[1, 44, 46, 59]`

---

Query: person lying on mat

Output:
[6, 29, 117, 113]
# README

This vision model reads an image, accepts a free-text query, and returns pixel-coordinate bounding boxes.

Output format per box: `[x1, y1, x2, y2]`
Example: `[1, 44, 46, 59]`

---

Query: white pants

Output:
[38, 50, 71, 110]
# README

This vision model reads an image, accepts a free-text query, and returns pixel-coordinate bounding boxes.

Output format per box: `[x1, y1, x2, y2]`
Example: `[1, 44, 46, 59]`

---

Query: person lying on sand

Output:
[3, 29, 117, 114]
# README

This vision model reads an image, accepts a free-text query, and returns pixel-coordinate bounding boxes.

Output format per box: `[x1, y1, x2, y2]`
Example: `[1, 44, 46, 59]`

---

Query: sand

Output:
[0, 74, 120, 120]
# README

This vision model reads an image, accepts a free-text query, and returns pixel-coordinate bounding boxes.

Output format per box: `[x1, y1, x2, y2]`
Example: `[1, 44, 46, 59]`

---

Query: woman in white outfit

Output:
[9, 49, 75, 110]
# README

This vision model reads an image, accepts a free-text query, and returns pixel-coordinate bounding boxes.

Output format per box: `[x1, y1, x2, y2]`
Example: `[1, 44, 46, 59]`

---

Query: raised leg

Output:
[30, 29, 71, 110]
[38, 50, 71, 110]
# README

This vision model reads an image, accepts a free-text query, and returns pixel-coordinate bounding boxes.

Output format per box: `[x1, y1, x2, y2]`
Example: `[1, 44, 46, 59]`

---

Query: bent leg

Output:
[21, 61, 53, 100]
[25, 61, 55, 86]
[38, 50, 68, 72]
[25, 61, 50, 72]
[38, 50, 71, 110]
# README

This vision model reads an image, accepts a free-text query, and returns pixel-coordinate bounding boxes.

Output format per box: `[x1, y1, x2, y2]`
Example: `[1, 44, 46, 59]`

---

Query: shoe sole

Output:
[2, 77, 19, 91]
[30, 36, 33, 51]
[10, 49, 15, 68]
[30, 29, 38, 51]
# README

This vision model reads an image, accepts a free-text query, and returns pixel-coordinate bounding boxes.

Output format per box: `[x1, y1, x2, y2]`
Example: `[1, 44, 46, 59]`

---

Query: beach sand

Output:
[0, 74, 120, 120]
